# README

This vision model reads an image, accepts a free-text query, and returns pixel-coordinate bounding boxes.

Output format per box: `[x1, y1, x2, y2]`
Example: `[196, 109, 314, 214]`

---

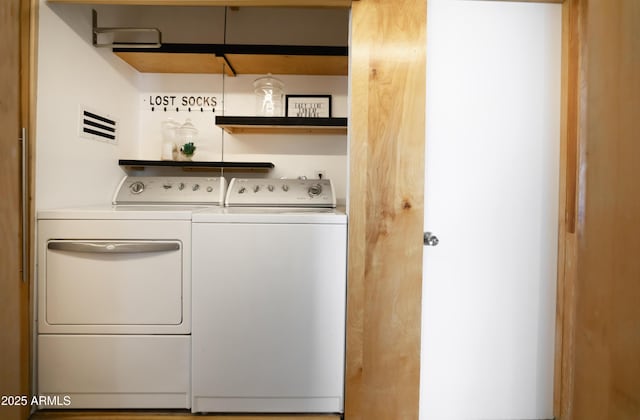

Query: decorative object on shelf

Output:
[161, 118, 180, 160]
[285, 95, 332, 118]
[179, 142, 196, 161]
[253, 74, 285, 117]
[176, 119, 198, 160]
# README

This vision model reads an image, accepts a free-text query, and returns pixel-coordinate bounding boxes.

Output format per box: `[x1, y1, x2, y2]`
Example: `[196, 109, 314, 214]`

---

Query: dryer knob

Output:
[130, 181, 145, 194]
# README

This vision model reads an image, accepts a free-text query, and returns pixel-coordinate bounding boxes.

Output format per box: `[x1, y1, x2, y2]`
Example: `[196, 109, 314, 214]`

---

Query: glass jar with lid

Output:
[253, 74, 285, 117]
[177, 119, 198, 160]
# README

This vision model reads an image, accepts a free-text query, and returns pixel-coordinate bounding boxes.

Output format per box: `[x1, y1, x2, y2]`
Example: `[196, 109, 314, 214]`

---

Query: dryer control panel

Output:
[113, 176, 227, 205]
[225, 178, 336, 208]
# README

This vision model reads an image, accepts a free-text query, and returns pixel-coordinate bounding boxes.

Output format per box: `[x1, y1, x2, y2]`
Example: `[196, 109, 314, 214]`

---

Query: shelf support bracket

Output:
[92, 9, 162, 49]
[217, 54, 237, 77]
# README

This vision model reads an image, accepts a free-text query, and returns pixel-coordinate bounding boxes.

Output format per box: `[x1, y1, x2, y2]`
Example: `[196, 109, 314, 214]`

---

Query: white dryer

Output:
[191, 178, 347, 414]
[36, 176, 226, 410]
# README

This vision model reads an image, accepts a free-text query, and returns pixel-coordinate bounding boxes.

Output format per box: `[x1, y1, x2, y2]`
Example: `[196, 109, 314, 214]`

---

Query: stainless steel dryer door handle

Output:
[47, 241, 180, 254]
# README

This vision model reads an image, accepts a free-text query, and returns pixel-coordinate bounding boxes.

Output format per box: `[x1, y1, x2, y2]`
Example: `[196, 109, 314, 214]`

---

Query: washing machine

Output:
[191, 178, 347, 414]
[36, 176, 226, 409]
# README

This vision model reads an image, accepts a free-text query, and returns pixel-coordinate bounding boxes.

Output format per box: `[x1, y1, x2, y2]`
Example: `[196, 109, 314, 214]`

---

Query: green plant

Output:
[180, 142, 196, 156]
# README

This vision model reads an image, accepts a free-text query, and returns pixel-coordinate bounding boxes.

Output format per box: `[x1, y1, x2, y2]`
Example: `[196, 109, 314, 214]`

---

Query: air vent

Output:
[79, 106, 118, 144]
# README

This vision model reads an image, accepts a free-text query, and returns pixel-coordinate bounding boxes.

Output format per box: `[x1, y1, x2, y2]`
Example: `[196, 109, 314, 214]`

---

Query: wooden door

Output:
[346, 0, 426, 419]
[566, 0, 640, 418]
[0, 0, 31, 419]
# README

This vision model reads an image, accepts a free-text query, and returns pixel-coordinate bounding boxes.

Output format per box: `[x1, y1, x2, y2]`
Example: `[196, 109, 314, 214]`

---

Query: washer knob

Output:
[207, 186, 213, 192]
[192, 184, 200, 191]
[178, 183, 185, 191]
[254, 185, 260, 193]
[239, 187, 246, 194]
[308, 184, 323, 197]
[282, 184, 289, 192]
[130, 181, 145, 194]
[268, 185, 275, 192]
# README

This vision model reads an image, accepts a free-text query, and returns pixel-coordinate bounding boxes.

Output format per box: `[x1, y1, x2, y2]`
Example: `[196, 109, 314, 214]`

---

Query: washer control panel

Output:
[113, 176, 227, 205]
[225, 178, 336, 208]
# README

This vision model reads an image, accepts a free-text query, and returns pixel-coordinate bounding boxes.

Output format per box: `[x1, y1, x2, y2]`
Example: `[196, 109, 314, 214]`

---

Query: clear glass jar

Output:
[160, 118, 180, 160]
[177, 119, 198, 160]
[253, 74, 284, 117]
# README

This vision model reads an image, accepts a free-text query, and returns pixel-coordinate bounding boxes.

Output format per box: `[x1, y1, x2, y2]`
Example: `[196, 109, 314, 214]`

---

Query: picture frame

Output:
[285, 95, 332, 118]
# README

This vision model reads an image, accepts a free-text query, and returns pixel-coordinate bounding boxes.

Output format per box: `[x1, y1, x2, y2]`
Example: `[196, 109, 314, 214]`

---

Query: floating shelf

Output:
[112, 44, 348, 76]
[215, 116, 348, 135]
[49, 0, 353, 7]
[119, 159, 275, 170]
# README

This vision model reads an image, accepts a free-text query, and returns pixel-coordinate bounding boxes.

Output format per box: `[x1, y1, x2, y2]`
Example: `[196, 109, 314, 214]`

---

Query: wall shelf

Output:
[215, 116, 348, 134]
[112, 44, 348, 76]
[119, 159, 275, 170]
[48, 0, 354, 6]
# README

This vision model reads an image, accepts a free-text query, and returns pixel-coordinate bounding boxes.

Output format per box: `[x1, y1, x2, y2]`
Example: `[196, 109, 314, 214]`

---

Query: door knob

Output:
[424, 232, 439, 246]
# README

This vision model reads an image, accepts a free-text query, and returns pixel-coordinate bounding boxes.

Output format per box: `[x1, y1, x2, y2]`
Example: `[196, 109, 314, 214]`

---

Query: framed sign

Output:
[286, 95, 332, 118]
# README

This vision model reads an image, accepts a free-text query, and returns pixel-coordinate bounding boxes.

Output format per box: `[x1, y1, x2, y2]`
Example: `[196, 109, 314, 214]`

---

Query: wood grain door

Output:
[346, 0, 426, 419]
[567, 0, 640, 418]
[0, 0, 31, 419]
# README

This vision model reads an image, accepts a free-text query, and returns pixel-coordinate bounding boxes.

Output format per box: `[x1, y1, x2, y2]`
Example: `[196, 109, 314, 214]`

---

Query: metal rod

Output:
[92, 9, 162, 49]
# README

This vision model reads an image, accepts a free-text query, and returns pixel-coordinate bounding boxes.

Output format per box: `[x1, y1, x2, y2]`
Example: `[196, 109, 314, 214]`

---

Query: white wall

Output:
[36, 4, 349, 207]
[35, 1, 138, 209]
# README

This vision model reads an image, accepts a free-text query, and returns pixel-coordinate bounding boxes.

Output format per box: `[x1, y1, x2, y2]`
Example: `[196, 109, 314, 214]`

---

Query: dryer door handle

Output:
[47, 241, 180, 254]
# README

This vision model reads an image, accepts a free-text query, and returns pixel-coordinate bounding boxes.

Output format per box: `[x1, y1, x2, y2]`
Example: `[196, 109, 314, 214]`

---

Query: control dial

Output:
[308, 184, 323, 197]
[130, 181, 145, 194]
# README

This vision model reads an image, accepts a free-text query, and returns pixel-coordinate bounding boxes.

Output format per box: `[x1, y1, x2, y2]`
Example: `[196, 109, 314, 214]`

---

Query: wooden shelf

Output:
[112, 44, 348, 76]
[119, 159, 275, 170]
[48, 0, 353, 6]
[215, 116, 348, 134]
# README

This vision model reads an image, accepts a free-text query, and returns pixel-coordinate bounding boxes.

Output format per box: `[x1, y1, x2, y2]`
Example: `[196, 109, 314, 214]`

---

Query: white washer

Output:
[191, 178, 347, 414]
[36, 176, 226, 410]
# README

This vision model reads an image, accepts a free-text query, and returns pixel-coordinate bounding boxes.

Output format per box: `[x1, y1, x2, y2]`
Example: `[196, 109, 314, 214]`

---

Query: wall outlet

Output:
[314, 170, 326, 180]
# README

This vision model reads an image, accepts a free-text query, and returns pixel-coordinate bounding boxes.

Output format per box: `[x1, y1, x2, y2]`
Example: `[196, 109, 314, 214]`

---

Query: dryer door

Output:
[38, 219, 190, 334]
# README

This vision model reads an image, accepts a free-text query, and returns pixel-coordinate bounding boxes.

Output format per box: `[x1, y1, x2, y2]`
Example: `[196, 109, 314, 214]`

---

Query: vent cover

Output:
[79, 106, 118, 144]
